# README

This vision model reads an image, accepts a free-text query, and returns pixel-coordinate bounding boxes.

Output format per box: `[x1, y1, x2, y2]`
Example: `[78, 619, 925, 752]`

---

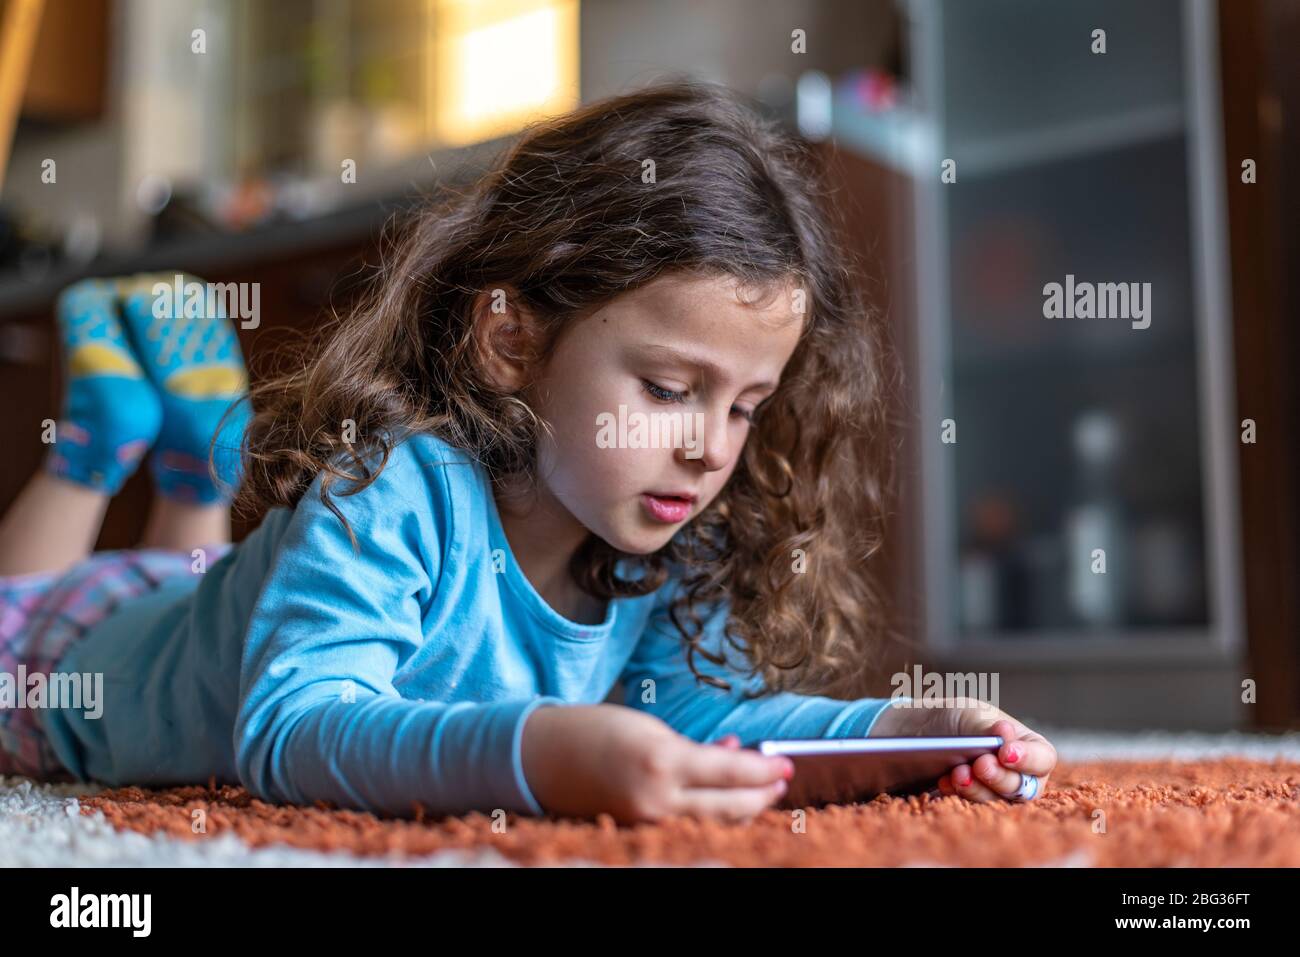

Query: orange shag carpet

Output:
[76, 757, 1300, 867]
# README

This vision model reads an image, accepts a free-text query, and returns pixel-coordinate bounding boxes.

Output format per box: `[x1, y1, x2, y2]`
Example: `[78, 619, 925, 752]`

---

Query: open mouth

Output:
[641, 493, 695, 523]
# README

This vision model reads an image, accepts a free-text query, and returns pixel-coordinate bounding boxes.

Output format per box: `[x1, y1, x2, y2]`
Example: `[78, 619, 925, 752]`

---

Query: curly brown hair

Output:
[227, 78, 898, 700]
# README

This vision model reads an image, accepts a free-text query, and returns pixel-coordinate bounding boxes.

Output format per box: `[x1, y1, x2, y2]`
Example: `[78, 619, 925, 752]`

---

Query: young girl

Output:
[0, 81, 1056, 824]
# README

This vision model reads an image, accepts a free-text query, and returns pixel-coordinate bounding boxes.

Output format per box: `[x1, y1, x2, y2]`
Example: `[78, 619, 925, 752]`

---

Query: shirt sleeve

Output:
[232, 442, 562, 819]
[617, 580, 912, 744]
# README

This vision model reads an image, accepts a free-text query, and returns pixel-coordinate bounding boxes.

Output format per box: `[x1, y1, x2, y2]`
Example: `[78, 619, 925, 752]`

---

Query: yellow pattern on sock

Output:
[161, 364, 249, 398]
[68, 342, 146, 378]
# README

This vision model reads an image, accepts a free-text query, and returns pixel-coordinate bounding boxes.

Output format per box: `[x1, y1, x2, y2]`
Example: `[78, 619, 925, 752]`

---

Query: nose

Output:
[678, 403, 732, 472]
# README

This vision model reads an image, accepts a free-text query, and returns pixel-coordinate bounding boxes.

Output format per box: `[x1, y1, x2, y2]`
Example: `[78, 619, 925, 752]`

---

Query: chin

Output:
[597, 522, 678, 556]
[601, 533, 664, 556]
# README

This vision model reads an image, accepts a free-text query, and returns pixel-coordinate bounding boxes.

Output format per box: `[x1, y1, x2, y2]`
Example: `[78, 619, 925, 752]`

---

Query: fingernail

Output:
[774, 779, 788, 795]
[1005, 745, 1021, 764]
[958, 769, 972, 786]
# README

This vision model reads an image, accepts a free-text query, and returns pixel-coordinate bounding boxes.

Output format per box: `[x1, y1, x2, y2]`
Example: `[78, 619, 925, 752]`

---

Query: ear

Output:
[470, 285, 543, 392]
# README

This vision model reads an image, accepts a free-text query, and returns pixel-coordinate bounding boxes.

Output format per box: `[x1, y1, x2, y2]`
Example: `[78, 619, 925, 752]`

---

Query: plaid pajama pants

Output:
[0, 544, 233, 781]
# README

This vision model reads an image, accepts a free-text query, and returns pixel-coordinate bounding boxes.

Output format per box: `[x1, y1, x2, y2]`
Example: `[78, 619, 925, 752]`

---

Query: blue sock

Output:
[44, 279, 162, 495]
[119, 274, 252, 505]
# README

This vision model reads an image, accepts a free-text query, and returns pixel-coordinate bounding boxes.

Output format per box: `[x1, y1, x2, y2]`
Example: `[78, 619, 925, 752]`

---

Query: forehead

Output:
[596, 272, 805, 358]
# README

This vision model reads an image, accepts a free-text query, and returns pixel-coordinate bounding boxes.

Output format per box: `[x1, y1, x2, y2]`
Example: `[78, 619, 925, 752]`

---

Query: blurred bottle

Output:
[960, 495, 1027, 633]
[959, 549, 999, 632]
[1021, 533, 1067, 629]
[1133, 517, 1199, 624]
[1065, 410, 1128, 629]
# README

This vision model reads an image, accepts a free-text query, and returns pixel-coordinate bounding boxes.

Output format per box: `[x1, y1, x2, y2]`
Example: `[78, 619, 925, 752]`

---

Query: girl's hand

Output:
[520, 703, 793, 824]
[930, 697, 1057, 803]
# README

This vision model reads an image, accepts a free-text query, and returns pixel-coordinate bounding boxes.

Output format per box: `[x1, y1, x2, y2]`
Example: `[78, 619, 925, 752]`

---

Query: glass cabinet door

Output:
[908, 0, 1242, 656]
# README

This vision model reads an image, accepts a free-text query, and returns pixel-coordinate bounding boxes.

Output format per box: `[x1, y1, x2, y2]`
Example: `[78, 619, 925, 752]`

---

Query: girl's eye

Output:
[642, 379, 758, 423]
[641, 379, 687, 403]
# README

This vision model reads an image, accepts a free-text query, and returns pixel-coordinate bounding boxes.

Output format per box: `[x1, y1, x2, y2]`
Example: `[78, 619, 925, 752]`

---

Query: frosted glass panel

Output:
[934, 0, 1209, 636]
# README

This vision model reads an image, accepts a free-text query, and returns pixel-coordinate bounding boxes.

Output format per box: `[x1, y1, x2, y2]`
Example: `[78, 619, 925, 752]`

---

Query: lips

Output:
[641, 492, 696, 523]
[645, 491, 698, 503]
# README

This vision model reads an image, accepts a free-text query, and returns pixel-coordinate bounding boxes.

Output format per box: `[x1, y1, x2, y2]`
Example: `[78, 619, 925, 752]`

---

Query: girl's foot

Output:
[43, 279, 163, 495]
[118, 273, 252, 505]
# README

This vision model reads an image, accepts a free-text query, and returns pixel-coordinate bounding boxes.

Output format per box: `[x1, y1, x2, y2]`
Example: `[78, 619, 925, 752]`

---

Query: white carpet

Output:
[1037, 724, 1300, 761]
[0, 775, 533, 867]
[4, 726, 1299, 867]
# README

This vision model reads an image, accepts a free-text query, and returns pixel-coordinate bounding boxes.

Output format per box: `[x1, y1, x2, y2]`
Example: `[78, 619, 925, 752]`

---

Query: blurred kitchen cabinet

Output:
[914, 0, 1241, 657]
[834, 0, 1247, 728]
[20, 0, 109, 122]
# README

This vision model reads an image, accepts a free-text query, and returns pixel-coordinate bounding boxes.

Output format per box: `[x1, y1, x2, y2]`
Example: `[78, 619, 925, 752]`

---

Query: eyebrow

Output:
[636, 344, 778, 392]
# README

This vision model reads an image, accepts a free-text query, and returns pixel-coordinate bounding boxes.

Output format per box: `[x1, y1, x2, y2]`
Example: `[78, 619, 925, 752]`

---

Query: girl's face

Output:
[526, 272, 805, 555]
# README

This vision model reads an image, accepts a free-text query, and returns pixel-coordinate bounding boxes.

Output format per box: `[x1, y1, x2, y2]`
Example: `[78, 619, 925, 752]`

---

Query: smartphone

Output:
[758, 735, 1005, 809]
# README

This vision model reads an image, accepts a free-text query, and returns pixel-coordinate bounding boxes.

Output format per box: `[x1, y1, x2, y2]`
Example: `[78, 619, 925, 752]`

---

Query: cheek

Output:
[543, 366, 659, 461]
[544, 434, 647, 505]
[536, 386, 643, 502]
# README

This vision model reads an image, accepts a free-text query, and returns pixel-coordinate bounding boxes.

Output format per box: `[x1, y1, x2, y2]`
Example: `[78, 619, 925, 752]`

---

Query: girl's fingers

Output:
[993, 720, 1058, 777]
[681, 742, 791, 788]
[677, 780, 788, 822]
[950, 763, 1002, 803]
[936, 756, 1052, 803]
[971, 752, 1026, 797]
[941, 723, 1058, 802]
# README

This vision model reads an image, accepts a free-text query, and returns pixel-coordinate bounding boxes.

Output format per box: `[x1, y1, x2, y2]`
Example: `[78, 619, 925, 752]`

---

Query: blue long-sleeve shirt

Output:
[40, 431, 900, 818]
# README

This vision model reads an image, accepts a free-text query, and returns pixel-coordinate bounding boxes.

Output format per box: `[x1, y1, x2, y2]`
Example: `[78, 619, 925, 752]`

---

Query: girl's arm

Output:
[233, 448, 561, 819]
[617, 590, 912, 744]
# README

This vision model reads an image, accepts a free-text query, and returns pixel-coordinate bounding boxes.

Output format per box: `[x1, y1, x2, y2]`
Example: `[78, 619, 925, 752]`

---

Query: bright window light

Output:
[431, 0, 579, 147]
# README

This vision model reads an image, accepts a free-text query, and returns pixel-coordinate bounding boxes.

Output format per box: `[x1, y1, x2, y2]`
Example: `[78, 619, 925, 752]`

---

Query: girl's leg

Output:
[0, 278, 164, 577]
[0, 473, 111, 576]
[118, 277, 251, 508]
[139, 496, 230, 552]
[114, 274, 249, 554]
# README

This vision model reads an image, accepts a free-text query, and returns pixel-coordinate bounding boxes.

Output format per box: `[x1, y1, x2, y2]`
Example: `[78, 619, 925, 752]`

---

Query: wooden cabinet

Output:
[21, 0, 110, 122]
